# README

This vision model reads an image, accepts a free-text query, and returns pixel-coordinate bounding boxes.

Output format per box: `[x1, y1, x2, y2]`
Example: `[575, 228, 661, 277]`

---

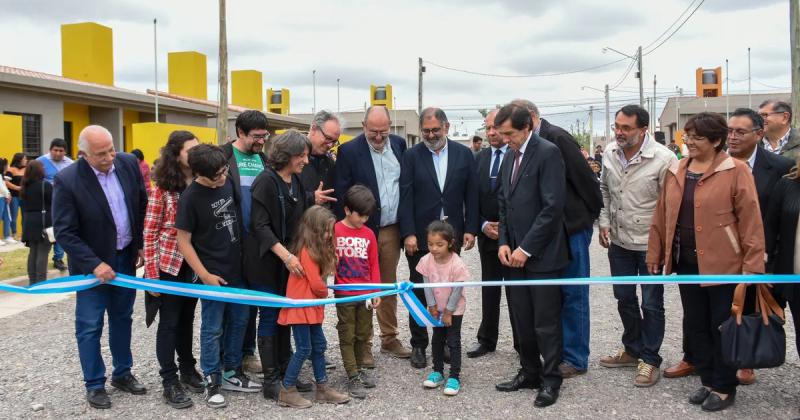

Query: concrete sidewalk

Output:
[0, 269, 71, 318]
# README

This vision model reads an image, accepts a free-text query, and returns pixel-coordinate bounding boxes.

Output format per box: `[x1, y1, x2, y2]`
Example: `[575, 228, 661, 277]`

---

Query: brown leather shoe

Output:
[599, 350, 638, 368]
[380, 339, 411, 359]
[361, 347, 376, 369]
[559, 362, 587, 379]
[736, 368, 756, 385]
[634, 361, 660, 387]
[663, 360, 695, 378]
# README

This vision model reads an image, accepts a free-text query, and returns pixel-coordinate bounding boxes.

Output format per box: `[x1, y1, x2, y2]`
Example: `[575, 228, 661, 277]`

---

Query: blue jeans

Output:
[1, 201, 11, 238]
[283, 324, 327, 387]
[53, 242, 65, 261]
[75, 247, 136, 390]
[8, 197, 20, 236]
[608, 243, 665, 367]
[200, 298, 248, 376]
[561, 228, 592, 370]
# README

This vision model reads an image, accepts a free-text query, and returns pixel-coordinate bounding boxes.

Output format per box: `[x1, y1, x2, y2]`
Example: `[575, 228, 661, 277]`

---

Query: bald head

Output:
[485, 109, 503, 148]
[363, 106, 392, 150]
[79, 125, 116, 173]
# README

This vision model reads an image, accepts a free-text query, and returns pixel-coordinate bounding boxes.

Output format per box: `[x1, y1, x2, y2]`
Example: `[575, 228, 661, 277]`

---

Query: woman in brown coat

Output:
[646, 112, 764, 412]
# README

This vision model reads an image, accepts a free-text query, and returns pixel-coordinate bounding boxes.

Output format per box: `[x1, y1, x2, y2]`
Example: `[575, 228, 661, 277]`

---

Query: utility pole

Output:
[418, 57, 424, 117]
[216, 0, 228, 144]
[725, 59, 730, 119]
[675, 87, 681, 141]
[153, 18, 159, 123]
[604, 84, 610, 144]
[791, 0, 799, 128]
[637, 46, 644, 107]
[653, 74, 657, 130]
[312, 70, 316, 115]
[589, 105, 594, 152]
[748, 47, 752, 109]
[336, 78, 340, 113]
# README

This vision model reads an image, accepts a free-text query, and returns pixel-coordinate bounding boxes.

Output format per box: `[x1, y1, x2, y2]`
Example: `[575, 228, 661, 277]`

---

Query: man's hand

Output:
[647, 263, 661, 275]
[463, 233, 476, 250]
[599, 227, 610, 248]
[428, 305, 440, 320]
[135, 250, 145, 268]
[510, 248, 529, 268]
[482, 222, 499, 240]
[93, 262, 116, 283]
[498, 245, 512, 266]
[314, 182, 336, 205]
[404, 235, 418, 256]
[200, 272, 228, 287]
[442, 309, 453, 327]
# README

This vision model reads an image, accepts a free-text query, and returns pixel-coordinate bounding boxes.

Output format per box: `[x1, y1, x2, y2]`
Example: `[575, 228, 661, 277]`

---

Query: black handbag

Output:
[720, 283, 785, 369]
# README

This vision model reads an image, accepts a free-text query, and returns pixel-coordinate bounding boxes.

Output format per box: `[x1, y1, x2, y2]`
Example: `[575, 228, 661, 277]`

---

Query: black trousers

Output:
[680, 282, 738, 394]
[476, 247, 517, 351]
[507, 268, 563, 389]
[156, 266, 199, 386]
[432, 315, 463, 379]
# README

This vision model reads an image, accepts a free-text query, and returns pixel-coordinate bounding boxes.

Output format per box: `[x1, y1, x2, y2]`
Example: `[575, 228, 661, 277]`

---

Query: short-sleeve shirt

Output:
[175, 178, 242, 284]
[415, 252, 469, 315]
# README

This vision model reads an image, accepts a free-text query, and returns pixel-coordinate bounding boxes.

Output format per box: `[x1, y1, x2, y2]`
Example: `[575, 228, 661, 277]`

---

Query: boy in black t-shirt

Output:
[175, 144, 261, 408]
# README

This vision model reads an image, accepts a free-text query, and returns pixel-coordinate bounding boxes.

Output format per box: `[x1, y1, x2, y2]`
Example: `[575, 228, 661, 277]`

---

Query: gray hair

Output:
[268, 129, 312, 171]
[759, 99, 793, 121]
[419, 107, 448, 126]
[363, 106, 392, 123]
[311, 109, 344, 131]
[78, 125, 113, 152]
[510, 99, 540, 117]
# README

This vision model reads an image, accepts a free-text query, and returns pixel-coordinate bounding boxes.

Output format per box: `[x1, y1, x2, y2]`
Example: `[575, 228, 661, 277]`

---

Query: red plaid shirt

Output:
[143, 186, 183, 279]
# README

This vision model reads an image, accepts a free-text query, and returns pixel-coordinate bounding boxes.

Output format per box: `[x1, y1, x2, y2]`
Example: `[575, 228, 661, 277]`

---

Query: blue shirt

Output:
[37, 153, 74, 182]
[91, 164, 132, 250]
[368, 141, 401, 227]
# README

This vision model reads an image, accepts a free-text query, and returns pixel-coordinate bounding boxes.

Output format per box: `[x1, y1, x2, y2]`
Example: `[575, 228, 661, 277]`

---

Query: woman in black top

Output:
[19, 160, 51, 284]
[244, 130, 311, 399]
[5, 153, 27, 241]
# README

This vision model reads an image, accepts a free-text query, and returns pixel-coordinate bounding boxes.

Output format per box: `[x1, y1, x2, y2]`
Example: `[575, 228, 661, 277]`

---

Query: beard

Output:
[423, 135, 447, 151]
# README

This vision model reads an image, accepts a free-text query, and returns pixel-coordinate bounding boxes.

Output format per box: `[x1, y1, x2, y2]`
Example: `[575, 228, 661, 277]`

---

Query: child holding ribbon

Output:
[277, 205, 350, 408]
[418, 220, 469, 396]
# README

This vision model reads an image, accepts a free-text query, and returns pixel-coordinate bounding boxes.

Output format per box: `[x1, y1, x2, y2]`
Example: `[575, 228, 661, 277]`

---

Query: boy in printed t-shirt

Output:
[334, 185, 382, 399]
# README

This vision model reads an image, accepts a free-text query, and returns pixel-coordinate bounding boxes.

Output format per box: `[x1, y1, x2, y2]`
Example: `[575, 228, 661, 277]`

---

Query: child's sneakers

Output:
[221, 369, 262, 393]
[443, 377, 460, 396]
[359, 369, 376, 388]
[204, 374, 227, 409]
[423, 371, 445, 388]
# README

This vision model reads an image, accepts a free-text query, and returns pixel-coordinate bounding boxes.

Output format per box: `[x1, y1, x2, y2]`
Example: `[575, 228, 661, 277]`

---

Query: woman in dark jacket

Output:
[764, 161, 800, 356]
[244, 129, 311, 399]
[20, 160, 51, 284]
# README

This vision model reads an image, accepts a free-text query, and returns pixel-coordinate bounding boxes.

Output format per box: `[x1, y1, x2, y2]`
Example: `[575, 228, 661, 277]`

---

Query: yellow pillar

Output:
[370, 84, 393, 109]
[123, 110, 141, 152]
[131, 122, 217, 166]
[168, 51, 207, 100]
[61, 22, 114, 86]
[63, 103, 89, 157]
[231, 70, 263, 110]
[266, 88, 290, 115]
[0, 115, 22, 161]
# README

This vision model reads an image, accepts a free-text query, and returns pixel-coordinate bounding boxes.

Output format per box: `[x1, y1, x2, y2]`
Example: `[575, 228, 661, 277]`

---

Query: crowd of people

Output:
[25, 97, 797, 413]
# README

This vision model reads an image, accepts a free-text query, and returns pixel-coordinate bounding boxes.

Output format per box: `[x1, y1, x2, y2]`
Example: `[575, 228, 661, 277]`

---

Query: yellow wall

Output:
[61, 22, 114, 86]
[123, 110, 141, 152]
[267, 88, 290, 115]
[370, 84, 393, 109]
[131, 122, 217, 166]
[231, 70, 263, 110]
[0, 114, 22, 161]
[63, 102, 90, 158]
[168, 51, 207, 100]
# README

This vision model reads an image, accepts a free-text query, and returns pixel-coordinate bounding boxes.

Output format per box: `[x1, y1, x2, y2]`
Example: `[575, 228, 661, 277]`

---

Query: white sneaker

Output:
[4, 237, 17, 244]
[0, 239, 6, 246]
[221, 370, 261, 392]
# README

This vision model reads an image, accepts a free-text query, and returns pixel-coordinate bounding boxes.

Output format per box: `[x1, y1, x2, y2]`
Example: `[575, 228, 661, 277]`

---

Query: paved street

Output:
[0, 227, 797, 419]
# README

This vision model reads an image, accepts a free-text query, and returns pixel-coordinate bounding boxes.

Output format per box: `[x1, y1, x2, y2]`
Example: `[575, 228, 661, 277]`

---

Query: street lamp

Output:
[603, 46, 644, 107]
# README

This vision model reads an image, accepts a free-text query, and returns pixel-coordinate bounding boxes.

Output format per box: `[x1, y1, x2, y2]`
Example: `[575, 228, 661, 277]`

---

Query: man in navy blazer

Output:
[398, 107, 479, 368]
[333, 106, 411, 359]
[53, 125, 148, 409]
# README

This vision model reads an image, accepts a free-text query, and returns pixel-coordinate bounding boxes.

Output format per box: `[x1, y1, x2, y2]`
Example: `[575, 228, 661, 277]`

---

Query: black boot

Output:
[258, 336, 280, 401]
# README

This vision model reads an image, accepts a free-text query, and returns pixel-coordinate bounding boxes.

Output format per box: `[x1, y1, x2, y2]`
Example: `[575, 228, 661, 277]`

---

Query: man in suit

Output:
[399, 107, 479, 368]
[664, 107, 795, 384]
[334, 105, 411, 360]
[493, 104, 569, 408]
[466, 109, 516, 358]
[53, 125, 148, 409]
[759, 100, 799, 160]
[511, 99, 603, 378]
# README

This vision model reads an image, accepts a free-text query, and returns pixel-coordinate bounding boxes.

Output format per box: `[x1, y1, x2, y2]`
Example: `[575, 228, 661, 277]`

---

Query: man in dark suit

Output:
[511, 99, 603, 378]
[334, 105, 411, 359]
[399, 107, 480, 368]
[300, 109, 340, 207]
[493, 104, 569, 408]
[664, 107, 795, 384]
[466, 109, 516, 358]
[53, 125, 148, 409]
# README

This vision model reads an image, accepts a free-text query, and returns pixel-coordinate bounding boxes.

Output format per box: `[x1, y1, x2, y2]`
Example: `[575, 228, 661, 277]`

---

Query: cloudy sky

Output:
[0, 0, 792, 136]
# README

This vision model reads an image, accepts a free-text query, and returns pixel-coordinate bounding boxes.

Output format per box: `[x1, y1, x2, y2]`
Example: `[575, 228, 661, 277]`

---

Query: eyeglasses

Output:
[758, 111, 786, 118]
[367, 129, 390, 138]
[684, 134, 708, 142]
[249, 132, 270, 142]
[316, 126, 339, 146]
[421, 127, 444, 136]
[727, 128, 759, 138]
[210, 165, 230, 181]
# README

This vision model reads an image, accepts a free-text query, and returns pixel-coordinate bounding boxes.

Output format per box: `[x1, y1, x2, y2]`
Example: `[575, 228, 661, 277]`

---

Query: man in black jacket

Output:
[467, 109, 517, 358]
[494, 104, 569, 408]
[512, 99, 602, 378]
[299, 110, 339, 207]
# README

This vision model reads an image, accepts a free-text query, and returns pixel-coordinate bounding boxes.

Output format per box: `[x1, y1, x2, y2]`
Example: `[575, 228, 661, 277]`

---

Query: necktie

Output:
[490, 149, 502, 189]
[511, 150, 522, 187]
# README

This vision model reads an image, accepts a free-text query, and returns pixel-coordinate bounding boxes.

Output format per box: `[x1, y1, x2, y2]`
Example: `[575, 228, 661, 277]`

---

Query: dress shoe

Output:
[688, 387, 710, 405]
[558, 362, 586, 379]
[467, 343, 495, 358]
[736, 368, 756, 385]
[410, 347, 427, 369]
[534, 386, 559, 408]
[163, 382, 193, 409]
[111, 373, 147, 395]
[663, 359, 695, 378]
[495, 373, 541, 392]
[380, 339, 412, 359]
[701, 391, 735, 412]
[86, 388, 111, 409]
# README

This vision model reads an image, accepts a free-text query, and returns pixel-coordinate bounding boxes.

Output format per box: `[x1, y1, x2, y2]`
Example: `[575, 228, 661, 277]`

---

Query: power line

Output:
[422, 57, 628, 78]
[643, 0, 700, 51]
[643, 0, 706, 56]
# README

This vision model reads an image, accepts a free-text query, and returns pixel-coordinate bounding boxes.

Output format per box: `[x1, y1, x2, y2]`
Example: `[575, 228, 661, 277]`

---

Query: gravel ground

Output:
[0, 227, 798, 419]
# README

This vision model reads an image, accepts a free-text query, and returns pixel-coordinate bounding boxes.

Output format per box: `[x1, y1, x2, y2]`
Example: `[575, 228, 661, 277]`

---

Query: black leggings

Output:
[431, 315, 463, 379]
[156, 265, 199, 386]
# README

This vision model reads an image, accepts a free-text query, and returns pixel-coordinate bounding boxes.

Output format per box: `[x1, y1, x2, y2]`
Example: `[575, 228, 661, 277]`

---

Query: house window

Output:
[3, 112, 42, 156]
